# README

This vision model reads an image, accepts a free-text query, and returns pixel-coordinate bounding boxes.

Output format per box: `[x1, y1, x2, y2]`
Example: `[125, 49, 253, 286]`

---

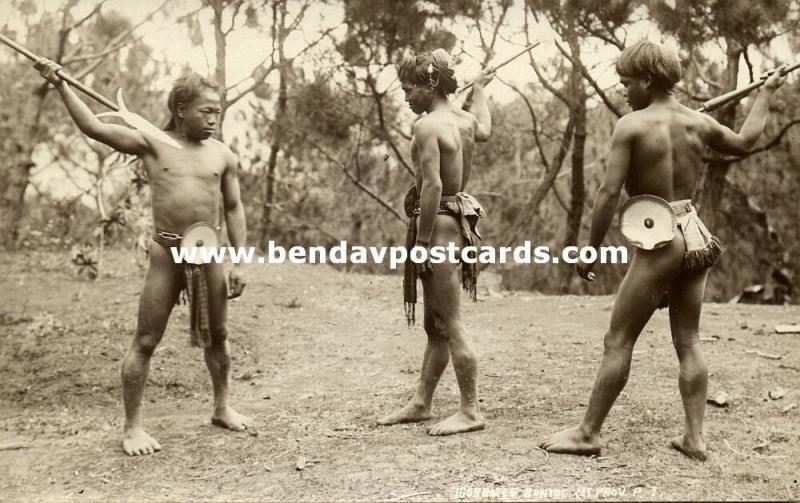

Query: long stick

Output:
[1, 32, 183, 149]
[697, 61, 800, 113]
[457, 42, 542, 95]
[0, 32, 119, 111]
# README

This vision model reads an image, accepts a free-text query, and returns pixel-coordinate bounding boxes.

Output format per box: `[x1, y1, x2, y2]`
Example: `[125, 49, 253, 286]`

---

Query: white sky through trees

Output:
[0, 0, 793, 199]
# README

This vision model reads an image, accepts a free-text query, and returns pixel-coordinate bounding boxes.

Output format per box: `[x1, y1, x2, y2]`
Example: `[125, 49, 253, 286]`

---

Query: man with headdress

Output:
[377, 49, 492, 435]
[539, 40, 786, 460]
[36, 60, 252, 456]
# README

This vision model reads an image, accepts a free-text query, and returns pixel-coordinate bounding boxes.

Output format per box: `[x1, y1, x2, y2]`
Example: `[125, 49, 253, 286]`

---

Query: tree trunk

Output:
[563, 96, 587, 252]
[211, 0, 228, 134]
[1, 87, 50, 249]
[259, 1, 288, 249]
[514, 131, 523, 178]
[561, 13, 587, 293]
[0, 155, 34, 248]
[94, 151, 108, 278]
[696, 46, 741, 228]
[260, 73, 285, 248]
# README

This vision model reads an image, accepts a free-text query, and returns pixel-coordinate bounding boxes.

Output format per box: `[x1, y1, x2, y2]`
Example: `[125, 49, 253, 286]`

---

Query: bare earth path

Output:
[0, 251, 798, 501]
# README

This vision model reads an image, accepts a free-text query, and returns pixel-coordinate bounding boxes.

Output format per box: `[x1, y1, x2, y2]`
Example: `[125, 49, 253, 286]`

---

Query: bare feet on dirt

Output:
[122, 428, 162, 456]
[211, 407, 253, 431]
[377, 402, 433, 426]
[539, 426, 601, 456]
[670, 434, 707, 461]
[427, 410, 485, 436]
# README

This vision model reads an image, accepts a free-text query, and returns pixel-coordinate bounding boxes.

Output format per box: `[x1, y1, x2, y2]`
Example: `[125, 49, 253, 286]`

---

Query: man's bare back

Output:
[411, 110, 469, 196]
[622, 89, 783, 202]
[621, 103, 711, 200]
[541, 41, 786, 461]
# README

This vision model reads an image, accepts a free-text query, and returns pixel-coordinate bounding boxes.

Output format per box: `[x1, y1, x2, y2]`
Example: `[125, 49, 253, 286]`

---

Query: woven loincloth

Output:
[403, 185, 486, 326]
[658, 200, 725, 308]
[671, 200, 725, 272]
[152, 229, 216, 348]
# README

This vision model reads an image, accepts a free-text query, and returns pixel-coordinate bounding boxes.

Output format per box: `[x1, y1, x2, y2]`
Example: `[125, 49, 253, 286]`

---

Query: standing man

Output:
[539, 41, 786, 460]
[378, 49, 492, 436]
[37, 61, 252, 456]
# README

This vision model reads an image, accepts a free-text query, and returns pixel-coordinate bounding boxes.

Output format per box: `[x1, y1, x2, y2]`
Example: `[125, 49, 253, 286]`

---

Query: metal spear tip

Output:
[96, 89, 183, 150]
[116, 88, 127, 111]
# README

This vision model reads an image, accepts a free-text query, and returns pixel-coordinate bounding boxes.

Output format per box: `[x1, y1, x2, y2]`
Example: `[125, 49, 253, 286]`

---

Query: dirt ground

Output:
[0, 250, 798, 502]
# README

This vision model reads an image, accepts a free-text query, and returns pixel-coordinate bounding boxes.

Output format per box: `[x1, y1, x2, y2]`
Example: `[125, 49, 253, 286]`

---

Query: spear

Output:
[696, 61, 800, 113]
[0, 32, 182, 150]
[457, 41, 542, 96]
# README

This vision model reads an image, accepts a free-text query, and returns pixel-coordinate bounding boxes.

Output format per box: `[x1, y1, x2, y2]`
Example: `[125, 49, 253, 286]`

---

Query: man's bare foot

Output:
[539, 426, 601, 456]
[122, 428, 162, 456]
[211, 407, 253, 431]
[377, 403, 433, 426]
[670, 435, 707, 461]
[427, 410, 485, 436]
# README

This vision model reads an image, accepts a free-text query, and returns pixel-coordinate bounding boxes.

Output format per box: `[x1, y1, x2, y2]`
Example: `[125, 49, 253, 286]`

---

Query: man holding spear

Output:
[377, 44, 538, 435]
[540, 40, 788, 460]
[32, 56, 252, 456]
[377, 48, 494, 435]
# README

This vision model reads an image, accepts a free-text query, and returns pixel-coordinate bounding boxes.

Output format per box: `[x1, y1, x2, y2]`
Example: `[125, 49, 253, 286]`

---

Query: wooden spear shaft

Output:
[0, 32, 120, 111]
[697, 61, 800, 113]
[457, 41, 542, 95]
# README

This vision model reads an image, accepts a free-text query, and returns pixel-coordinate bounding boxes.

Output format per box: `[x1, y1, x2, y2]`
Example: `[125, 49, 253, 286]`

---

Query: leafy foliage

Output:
[8, 0, 800, 300]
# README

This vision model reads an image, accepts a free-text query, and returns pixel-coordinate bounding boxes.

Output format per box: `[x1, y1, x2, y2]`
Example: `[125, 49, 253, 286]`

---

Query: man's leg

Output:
[425, 215, 484, 436]
[205, 263, 252, 431]
[377, 296, 450, 425]
[668, 268, 709, 460]
[122, 241, 183, 456]
[540, 236, 684, 455]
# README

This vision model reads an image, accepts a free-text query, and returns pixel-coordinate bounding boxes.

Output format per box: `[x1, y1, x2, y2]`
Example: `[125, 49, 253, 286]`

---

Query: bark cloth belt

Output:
[403, 185, 485, 326]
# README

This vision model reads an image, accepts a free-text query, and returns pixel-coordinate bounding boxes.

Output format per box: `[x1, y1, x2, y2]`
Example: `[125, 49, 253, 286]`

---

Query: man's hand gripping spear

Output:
[0, 33, 182, 150]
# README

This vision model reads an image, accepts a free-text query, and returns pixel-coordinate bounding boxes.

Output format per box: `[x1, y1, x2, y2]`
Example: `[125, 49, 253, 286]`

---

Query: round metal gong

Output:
[619, 195, 677, 250]
[179, 222, 220, 265]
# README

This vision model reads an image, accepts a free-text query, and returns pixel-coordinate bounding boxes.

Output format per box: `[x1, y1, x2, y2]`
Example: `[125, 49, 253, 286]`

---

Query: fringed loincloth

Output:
[659, 200, 725, 308]
[672, 200, 725, 272]
[152, 229, 215, 348]
[403, 185, 486, 326]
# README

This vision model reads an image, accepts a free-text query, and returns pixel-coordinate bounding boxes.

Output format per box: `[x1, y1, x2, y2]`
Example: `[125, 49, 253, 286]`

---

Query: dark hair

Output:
[616, 40, 682, 91]
[397, 48, 457, 95]
[164, 73, 219, 131]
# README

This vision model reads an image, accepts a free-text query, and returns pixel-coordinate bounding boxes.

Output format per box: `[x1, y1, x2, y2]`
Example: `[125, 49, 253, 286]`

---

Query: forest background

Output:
[2, 0, 799, 302]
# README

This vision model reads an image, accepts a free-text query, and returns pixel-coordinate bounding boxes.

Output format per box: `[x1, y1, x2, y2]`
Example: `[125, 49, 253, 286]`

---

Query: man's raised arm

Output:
[707, 66, 787, 156]
[36, 59, 151, 156]
[468, 75, 492, 143]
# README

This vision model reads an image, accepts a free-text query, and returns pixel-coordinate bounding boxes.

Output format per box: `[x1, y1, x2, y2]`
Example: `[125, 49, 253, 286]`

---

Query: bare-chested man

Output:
[377, 49, 491, 435]
[37, 60, 253, 456]
[540, 41, 786, 460]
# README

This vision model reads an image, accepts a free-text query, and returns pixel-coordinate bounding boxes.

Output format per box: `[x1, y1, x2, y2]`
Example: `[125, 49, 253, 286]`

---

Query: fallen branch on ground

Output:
[723, 439, 788, 459]
[744, 349, 782, 360]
